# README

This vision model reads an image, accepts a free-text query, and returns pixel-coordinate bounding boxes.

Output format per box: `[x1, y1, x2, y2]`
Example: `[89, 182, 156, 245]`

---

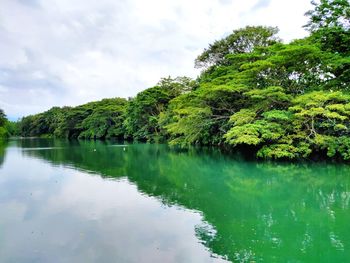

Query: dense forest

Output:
[4, 0, 350, 160]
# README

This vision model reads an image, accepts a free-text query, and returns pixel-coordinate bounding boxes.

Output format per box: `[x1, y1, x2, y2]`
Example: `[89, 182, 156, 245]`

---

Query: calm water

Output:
[0, 139, 350, 262]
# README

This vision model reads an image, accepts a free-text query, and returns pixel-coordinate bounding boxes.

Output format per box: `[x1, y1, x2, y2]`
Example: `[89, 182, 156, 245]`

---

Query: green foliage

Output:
[0, 109, 6, 127]
[0, 109, 18, 138]
[0, 127, 8, 138]
[225, 120, 286, 146]
[20, 98, 127, 139]
[257, 143, 312, 159]
[195, 26, 280, 69]
[163, 83, 250, 146]
[124, 77, 196, 141]
[78, 98, 127, 139]
[290, 91, 350, 136]
[5, 121, 20, 136]
[304, 0, 350, 31]
[0, 109, 10, 138]
[228, 109, 256, 126]
[165, 106, 213, 146]
[305, 0, 350, 65]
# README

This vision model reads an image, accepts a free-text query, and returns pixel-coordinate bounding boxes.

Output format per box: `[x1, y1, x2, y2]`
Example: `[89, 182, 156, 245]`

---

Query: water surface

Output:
[0, 139, 350, 262]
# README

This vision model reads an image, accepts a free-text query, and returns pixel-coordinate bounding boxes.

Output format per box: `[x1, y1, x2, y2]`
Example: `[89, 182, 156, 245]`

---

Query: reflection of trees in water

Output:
[21, 139, 350, 262]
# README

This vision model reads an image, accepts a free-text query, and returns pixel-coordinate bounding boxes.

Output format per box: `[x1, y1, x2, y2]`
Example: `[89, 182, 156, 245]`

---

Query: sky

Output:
[0, 0, 312, 120]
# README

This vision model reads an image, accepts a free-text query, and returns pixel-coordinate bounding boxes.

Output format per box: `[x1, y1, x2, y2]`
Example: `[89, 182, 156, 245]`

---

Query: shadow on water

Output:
[16, 138, 350, 262]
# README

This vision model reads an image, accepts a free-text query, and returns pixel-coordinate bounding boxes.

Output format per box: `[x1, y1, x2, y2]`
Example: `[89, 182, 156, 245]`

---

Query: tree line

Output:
[9, 0, 350, 160]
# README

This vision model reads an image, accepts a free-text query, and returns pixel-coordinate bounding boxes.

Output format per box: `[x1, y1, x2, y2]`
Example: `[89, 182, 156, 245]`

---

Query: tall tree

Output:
[0, 109, 9, 138]
[195, 26, 281, 69]
[304, 0, 350, 31]
[304, 0, 350, 55]
[124, 77, 196, 141]
[0, 109, 6, 127]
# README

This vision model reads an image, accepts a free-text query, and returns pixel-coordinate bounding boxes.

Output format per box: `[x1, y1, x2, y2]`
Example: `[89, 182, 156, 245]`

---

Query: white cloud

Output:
[0, 0, 312, 119]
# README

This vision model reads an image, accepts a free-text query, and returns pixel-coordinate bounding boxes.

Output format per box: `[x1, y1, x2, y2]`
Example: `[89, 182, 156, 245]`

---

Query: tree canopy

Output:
[20, 98, 127, 139]
[195, 26, 280, 69]
[0, 109, 18, 138]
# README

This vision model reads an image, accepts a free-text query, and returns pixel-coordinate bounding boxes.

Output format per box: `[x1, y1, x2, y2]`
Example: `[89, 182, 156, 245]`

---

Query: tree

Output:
[195, 26, 280, 69]
[0, 109, 9, 138]
[124, 77, 195, 141]
[0, 109, 6, 127]
[304, 0, 350, 31]
[304, 0, 350, 55]
[303, 0, 350, 92]
[19, 98, 127, 139]
[78, 98, 127, 139]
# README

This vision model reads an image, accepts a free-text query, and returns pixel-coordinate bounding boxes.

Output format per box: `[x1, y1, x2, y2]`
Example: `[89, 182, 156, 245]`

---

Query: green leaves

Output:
[262, 110, 292, 121]
[222, 86, 350, 160]
[304, 0, 350, 72]
[0, 109, 6, 127]
[257, 143, 312, 159]
[290, 91, 350, 123]
[0, 109, 10, 139]
[19, 98, 127, 139]
[165, 106, 213, 146]
[228, 109, 256, 126]
[304, 0, 350, 31]
[195, 26, 280, 69]
[225, 120, 285, 146]
[312, 135, 350, 160]
[124, 77, 196, 142]
[245, 86, 291, 106]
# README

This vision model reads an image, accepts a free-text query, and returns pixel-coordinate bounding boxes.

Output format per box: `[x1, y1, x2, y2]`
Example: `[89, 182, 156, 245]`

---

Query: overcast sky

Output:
[0, 0, 312, 119]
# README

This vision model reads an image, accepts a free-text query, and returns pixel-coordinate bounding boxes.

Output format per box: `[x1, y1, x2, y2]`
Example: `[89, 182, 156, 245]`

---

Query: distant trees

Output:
[20, 98, 127, 139]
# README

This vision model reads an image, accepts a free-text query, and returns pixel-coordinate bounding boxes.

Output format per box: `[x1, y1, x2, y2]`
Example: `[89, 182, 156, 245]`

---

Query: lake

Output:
[0, 138, 349, 262]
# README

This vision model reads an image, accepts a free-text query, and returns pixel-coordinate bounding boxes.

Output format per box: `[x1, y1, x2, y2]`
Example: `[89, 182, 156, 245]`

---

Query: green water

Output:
[0, 139, 350, 262]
